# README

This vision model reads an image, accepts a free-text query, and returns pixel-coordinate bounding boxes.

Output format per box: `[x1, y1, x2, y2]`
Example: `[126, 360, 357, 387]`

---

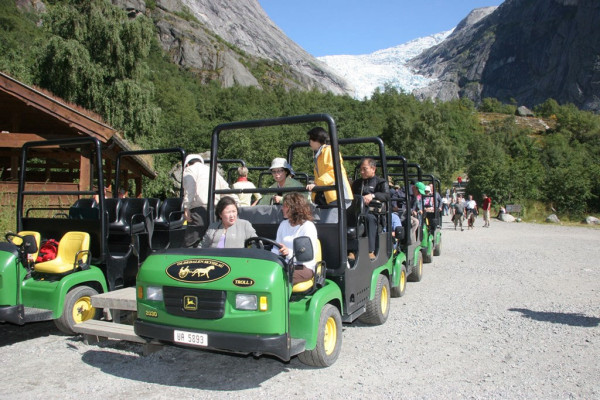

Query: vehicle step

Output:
[91, 287, 136, 311]
[23, 307, 53, 323]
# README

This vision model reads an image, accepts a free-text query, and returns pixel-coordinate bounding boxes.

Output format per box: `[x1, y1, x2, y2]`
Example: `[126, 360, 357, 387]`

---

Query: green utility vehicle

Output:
[0, 138, 186, 333]
[407, 163, 433, 264]
[423, 174, 442, 258]
[135, 114, 411, 367]
[406, 164, 442, 263]
[383, 156, 426, 290]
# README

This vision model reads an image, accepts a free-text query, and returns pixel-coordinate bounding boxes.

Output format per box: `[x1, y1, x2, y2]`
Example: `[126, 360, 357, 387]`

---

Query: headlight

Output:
[146, 286, 163, 301]
[235, 294, 257, 310]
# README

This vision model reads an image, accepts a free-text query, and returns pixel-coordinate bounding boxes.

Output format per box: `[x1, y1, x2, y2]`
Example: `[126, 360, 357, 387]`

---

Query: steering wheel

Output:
[245, 236, 282, 250]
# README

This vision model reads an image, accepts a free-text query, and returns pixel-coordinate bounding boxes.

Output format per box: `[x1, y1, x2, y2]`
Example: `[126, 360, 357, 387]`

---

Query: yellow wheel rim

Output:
[72, 296, 95, 324]
[418, 257, 423, 275]
[400, 270, 406, 292]
[323, 316, 337, 355]
[381, 284, 389, 315]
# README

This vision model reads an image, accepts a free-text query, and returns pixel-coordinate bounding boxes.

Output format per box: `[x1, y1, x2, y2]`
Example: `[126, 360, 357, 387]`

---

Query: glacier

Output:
[318, 30, 452, 100]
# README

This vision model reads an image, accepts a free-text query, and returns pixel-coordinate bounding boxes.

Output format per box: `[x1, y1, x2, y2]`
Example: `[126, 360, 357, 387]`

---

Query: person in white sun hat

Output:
[257, 157, 305, 205]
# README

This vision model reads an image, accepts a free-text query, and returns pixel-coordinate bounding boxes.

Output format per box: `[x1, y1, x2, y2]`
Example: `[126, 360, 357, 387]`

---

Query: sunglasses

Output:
[271, 169, 286, 174]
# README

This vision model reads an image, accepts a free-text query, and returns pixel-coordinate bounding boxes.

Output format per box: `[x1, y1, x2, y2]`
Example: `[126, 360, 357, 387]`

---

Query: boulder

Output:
[516, 106, 534, 117]
[584, 216, 600, 225]
[499, 212, 516, 222]
[546, 214, 560, 223]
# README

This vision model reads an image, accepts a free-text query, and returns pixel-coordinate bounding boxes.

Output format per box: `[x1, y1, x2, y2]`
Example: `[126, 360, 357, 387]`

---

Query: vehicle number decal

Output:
[174, 330, 208, 347]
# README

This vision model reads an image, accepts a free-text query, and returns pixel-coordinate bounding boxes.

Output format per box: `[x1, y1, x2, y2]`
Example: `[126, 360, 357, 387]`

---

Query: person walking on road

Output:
[482, 193, 492, 227]
[452, 194, 465, 231]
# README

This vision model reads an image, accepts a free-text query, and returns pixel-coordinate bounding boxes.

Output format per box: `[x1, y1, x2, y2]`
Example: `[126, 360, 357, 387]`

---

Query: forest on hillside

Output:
[1, 0, 599, 216]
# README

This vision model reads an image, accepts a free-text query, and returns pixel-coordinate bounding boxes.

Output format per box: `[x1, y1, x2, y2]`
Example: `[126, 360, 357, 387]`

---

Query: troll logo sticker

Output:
[166, 259, 231, 283]
[233, 277, 255, 287]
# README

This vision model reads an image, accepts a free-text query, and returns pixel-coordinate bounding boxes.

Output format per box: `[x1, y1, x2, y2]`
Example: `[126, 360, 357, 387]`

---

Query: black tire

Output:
[358, 274, 390, 325]
[433, 237, 442, 256]
[390, 265, 406, 298]
[54, 286, 102, 334]
[408, 251, 423, 282]
[423, 247, 433, 264]
[297, 304, 342, 367]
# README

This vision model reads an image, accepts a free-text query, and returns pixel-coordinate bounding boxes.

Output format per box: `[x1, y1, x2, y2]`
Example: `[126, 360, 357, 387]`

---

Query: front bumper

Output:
[134, 319, 292, 361]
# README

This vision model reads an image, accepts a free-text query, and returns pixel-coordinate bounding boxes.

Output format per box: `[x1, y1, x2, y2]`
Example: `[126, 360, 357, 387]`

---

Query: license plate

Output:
[174, 330, 208, 347]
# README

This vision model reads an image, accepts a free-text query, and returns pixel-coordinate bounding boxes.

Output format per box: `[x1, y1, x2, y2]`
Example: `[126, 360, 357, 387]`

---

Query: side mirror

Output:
[22, 235, 38, 255]
[394, 226, 405, 242]
[293, 236, 314, 263]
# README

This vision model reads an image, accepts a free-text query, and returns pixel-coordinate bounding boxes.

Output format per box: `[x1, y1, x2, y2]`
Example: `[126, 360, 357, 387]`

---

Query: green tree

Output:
[33, 0, 158, 141]
[542, 134, 592, 214]
[466, 133, 512, 205]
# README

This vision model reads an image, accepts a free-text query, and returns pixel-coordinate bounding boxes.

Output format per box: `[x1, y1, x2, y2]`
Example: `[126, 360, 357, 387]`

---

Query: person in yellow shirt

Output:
[305, 127, 353, 207]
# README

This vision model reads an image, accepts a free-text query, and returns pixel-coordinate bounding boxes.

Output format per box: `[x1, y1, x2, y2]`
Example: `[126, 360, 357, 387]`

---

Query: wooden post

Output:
[10, 154, 18, 180]
[135, 177, 142, 198]
[80, 153, 91, 192]
[105, 158, 113, 194]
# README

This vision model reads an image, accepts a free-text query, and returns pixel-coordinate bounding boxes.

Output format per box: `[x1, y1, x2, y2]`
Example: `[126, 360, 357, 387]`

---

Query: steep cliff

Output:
[111, 0, 352, 95]
[410, 0, 600, 112]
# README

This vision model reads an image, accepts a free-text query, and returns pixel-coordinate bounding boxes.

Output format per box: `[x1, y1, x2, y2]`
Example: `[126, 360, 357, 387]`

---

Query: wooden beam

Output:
[0, 132, 49, 147]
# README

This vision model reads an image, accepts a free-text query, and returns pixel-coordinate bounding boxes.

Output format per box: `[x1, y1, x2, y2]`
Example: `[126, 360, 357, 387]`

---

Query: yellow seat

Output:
[34, 231, 90, 274]
[292, 239, 323, 293]
[12, 231, 41, 262]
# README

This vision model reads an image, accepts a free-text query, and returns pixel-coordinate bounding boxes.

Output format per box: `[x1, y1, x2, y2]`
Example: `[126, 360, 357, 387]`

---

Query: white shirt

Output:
[272, 220, 318, 272]
[182, 162, 231, 210]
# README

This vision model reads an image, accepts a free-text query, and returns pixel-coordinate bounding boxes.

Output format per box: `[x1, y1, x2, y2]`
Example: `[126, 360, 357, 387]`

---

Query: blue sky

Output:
[258, 0, 504, 57]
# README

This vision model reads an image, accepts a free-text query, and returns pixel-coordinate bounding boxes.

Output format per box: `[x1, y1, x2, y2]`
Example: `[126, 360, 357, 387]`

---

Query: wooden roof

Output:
[0, 71, 155, 179]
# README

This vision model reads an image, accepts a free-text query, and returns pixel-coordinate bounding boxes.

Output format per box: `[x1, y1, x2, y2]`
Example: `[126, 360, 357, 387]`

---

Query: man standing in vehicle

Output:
[349, 158, 390, 260]
[182, 154, 232, 247]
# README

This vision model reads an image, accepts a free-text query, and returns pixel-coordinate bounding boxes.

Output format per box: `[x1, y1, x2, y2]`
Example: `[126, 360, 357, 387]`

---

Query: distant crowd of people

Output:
[445, 189, 492, 231]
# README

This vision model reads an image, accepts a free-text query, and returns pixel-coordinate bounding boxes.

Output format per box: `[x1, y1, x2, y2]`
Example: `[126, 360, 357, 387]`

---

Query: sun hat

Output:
[269, 157, 295, 176]
[415, 181, 426, 195]
[425, 186, 432, 193]
[184, 154, 203, 166]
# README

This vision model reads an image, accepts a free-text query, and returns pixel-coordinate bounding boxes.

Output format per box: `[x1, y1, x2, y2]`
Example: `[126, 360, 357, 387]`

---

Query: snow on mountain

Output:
[318, 30, 452, 99]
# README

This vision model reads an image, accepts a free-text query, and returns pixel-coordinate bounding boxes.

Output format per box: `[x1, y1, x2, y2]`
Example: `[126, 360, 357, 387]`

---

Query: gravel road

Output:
[1, 219, 599, 399]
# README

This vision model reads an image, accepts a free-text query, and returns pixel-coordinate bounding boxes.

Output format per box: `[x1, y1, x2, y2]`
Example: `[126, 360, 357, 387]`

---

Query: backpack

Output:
[36, 239, 59, 263]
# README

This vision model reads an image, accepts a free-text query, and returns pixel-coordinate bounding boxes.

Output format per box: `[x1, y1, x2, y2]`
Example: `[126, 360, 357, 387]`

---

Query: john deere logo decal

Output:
[183, 295, 198, 311]
[166, 259, 231, 283]
[233, 277, 255, 287]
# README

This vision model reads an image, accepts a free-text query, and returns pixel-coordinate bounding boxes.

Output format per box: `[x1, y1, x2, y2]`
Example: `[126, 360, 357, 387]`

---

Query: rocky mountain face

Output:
[111, 0, 352, 95]
[410, 0, 600, 112]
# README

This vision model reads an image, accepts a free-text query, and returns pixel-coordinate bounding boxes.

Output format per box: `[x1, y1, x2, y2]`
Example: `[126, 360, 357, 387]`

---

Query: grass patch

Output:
[518, 199, 600, 227]
[0, 193, 16, 235]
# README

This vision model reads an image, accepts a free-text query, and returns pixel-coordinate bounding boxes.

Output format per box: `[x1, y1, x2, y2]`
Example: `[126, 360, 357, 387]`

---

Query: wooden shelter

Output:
[0, 72, 155, 203]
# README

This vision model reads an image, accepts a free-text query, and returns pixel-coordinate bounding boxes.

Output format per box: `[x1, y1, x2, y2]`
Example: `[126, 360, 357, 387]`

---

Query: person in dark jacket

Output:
[349, 158, 390, 260]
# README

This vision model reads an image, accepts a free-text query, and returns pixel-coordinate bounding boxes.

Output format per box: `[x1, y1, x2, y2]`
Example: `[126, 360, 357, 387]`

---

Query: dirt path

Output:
[1, 219, 599, 399]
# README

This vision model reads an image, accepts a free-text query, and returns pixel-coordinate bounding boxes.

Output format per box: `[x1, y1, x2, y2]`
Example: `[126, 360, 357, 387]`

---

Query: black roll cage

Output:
[208, 114, 348, 261]
[115, 148, 186, 199]
[17, 138, 107, 257]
